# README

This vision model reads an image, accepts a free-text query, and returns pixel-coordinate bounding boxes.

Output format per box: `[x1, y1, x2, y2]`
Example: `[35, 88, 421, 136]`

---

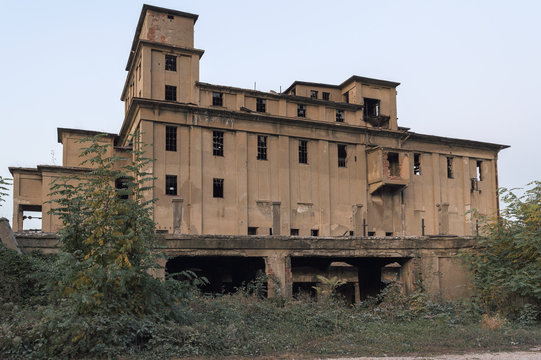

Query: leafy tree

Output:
[49, 134, 188, 317]
[464, 181, 541, 314]
[0, 176, 10, 207]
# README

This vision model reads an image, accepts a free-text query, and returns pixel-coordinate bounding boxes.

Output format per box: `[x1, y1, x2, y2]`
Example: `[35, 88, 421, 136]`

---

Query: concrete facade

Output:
[8, 5, 508, 301]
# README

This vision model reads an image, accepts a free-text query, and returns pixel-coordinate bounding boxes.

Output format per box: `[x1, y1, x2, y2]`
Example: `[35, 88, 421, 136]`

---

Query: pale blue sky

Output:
[1, 0, 540, 224]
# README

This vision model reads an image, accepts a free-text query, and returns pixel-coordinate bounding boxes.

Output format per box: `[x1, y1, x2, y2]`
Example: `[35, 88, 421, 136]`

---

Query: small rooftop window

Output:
[297, 104, 306, 118]
[310, 90, 318, 99]
[364, 98, 380, 117]
[212, 92, 223, 106]
[322, 92, 330, 101]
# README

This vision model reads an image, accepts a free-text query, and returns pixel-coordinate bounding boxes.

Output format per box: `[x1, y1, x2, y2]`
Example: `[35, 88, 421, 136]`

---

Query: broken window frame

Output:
[476, 160, 483, 181]
[165, 54, 177, 71]
[213, 130, 224, 156]
[364, 98, 380, 117]
[387, 152, 400, 177]
[344, 91, 349, 103]
[248, 227, 258, 235]
[338, 144, 347, 168]
[336, 109, 345, 122]
[447, 157, 454, 179]
[297, 104, 306, 118]
[213, 178, 224, 198]
[311, 229, 319, 236]
[212, 92, 223, 106]
[310, 90, 318, 99]
[322, 92, 330, 101]
[257, 135, 267, 160]
[298, 140, 308, 164]
[256, 97, 266, 112]
[165, 126, 177, 152]
[414, 153, 421, 175]
[165, 175, 178, 195]
[165, 85, 177, 101]
[290, 228, 299, 236]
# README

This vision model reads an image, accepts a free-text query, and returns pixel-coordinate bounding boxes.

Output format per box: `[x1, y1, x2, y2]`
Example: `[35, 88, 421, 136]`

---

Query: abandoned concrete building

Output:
[7, 5, 508, 302]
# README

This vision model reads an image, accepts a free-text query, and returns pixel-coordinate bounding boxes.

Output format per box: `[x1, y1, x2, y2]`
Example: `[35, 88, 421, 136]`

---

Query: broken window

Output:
[385, 232, 393, 236]
[290, 228, 299, 236]
[166, 175, 177, 195]
[476, 160, 483, 181]
[212, 92, 223, 106]
[256, 98, 266, 112]
[387, 152, 400, 177]
[115, 177, 130, 199]
[298, 140, 308, 164]
[297, 104, 306, 117]
[166, 126, 177, 152]
[213, 178, 224, 198]
[165, 85, 176, 101]
[338, 144, 347, 167]
[248, 227, 258, 235]
[322, 92, 330, 101]
[269, 228, 273, 235]
[213, 131, 224, 156]
[414, 153, 421, 175]
[344, 91, 349, 103]
[310, 90, 318, 99]
[364, 98, 380, 117]
[165, 54, 176, 71]
[447, 157, 454, 179]
[257, 135, 267, 160]
[311, 229, 319, 236]
[368, 231, 376, 236]
[167, 14, 174, 20]
[336, 109, 344, 122]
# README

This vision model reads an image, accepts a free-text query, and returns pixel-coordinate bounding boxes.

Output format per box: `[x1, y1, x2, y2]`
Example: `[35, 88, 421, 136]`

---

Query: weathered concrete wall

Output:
[0, 218, 21, 254]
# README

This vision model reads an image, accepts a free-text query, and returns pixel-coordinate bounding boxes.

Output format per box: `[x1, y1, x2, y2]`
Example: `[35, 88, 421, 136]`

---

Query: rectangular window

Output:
[137, 63, 141, 80]
[212, 92, 223, 106]
[165, 175, 177, 195]
[311, 229, 319, 236]
[336, 109, 344, 122]
[165, 85, 176, 101]
[290, 228, 299, 236]
[344, 91, 349, 103]
[299, 140, 308, 164]
[257, 135, 267, 160]
[385, 232, 393, 236]
[256, 98, 266, 112]
[322, 92, 330, 101]
[213, 131, 224, 156]
[165, 126, 177, 152]
[165, 54, 177, 71]
[297, 104, 306, 117]
[310, 90, 318, 99]
[387, 152, 400, 177]
[414, 153, 421, 175]
[447, 157, 454, 179]
[368, 231, 376, 236]
[338, 144, 347, 167]
[364, 98, 380, 117]
[213, 178, 224, 198]
[476, 160, 483, 181]
[248, 227, 258, 235]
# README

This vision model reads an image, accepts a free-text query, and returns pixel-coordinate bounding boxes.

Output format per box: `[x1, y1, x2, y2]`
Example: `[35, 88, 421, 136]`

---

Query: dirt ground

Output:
[329, 348, 541, 360]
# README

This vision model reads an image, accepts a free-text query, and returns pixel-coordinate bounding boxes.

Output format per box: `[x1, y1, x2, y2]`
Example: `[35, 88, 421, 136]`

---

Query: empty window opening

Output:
[299, 140, 308, 164]
[165, 54, 176, 71]
[311, 229, 319, 236]
[21, 206, 42, 231]
[310, 90, 318, 99]
[269, 228, 273, 235]
[349, 230, 354, 236]
[213, 178, 224, 198]
[368, 231, 376, 236]
[165, 85, 176, 101]
[257, 135, 267, 160]
[212, 92, 223, 106]
[414, 153, 421, 175]
[167, 14, 174, 20]
[248, 227, 258, 235]
[165, 126, 177, 152]
[165, 175, 177, 195]
[297, 104, 306, 117]
[256, 98, 266, 112]
[213, 131, 224, 156]
[336, 109, 345, 122]
[385, 232, 393, 236]
[387, 152, 400, 177]
[476, 160, 483, 181]
[322, 92, 330, 101]
[338, 144, 347, 167]
[115, 177, 130, 199]
[447, 157, 454, 179]
[290, 228, 299, 236]
[344, 91, 349, 103]
[364, 98, 380, 117]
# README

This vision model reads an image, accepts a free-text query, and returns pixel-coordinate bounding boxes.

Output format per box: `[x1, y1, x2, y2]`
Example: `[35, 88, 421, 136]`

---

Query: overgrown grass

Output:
[1, 245, 540, 359]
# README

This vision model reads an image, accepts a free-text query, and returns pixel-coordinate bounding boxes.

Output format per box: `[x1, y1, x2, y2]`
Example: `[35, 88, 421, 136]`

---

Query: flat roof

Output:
[57, 127, 118, 144]
[284, 76, 400, 94]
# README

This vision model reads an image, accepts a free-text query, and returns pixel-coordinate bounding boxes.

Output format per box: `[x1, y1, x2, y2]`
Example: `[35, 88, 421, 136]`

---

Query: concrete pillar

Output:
[264, 252, 292, 297]
[352, 204, 363, 235]
[0, 218, 21, 254]
[172, 198, 183, 234]
[436, 202, 450, 235]
[271, 201, 281, 235]
[354, 282, 360, 304]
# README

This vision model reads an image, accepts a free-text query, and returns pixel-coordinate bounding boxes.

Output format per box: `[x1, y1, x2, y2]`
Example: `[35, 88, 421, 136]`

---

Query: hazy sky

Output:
[1, 1, 540, 224]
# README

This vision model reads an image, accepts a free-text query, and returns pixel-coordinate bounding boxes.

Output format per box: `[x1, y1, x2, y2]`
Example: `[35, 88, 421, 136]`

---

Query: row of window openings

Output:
[446, 157, 483, 181]
[248, 227, 320, 236]
[166, 176, 224, 198]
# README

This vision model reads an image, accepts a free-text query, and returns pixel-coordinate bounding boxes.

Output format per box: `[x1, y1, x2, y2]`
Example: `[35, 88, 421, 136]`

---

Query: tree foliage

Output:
[464, 181, 541, 313]
[0, 175, 10, 207]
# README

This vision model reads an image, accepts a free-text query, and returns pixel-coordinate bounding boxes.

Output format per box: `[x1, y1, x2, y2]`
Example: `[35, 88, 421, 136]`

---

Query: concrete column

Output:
[352, 204, 363, 235]
[264, 252, 292, 297]
[354, 283, 361, 304]
[0, 218, 21, 254]
[271, 201, 281, 235]
[436, 202, 450, 235]
[172, 198, 183, 234]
